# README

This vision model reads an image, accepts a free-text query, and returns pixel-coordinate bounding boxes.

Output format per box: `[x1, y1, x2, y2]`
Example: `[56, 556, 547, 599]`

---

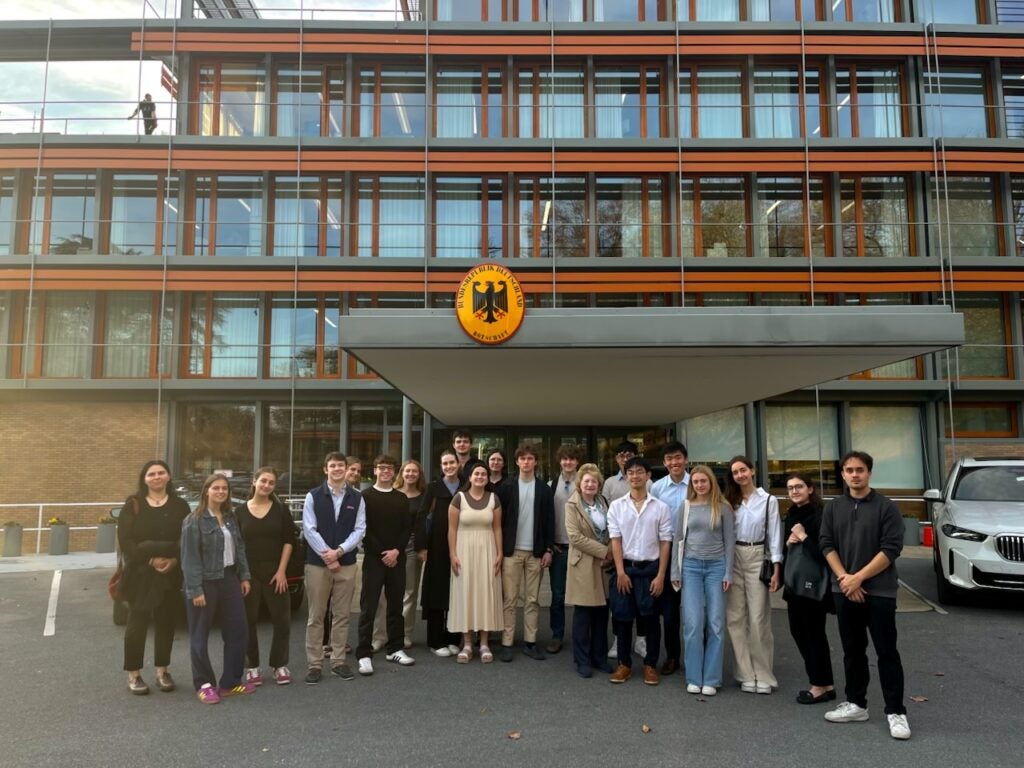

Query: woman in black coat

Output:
[415, 449, 462, 655]
[783, 473, 836, 705]
[118, 460, 190, 695]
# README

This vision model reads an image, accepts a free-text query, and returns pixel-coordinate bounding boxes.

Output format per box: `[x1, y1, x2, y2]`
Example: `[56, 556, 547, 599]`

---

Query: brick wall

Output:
[0, 401, 167, 553]
[942, 442, 1024, 474]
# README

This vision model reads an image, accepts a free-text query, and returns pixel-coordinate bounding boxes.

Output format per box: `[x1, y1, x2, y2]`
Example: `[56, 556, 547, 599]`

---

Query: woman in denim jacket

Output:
[181, 473, 253, 704]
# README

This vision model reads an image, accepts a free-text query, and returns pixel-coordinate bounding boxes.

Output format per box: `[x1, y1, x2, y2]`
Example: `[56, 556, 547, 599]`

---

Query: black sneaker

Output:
[522, 643, 546, 661]
[304, 668, 322, 685]
[331, 663, 354, 680]
[500, 645, 515, 663]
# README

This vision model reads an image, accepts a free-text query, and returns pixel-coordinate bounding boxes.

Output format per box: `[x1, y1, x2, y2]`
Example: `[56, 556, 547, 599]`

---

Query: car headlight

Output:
[941, 524, 987, 543]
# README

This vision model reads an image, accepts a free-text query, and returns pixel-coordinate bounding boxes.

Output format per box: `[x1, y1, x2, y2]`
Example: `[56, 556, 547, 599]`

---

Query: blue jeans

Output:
[682, 557, 727, 688]
[548, 546, 568, 639]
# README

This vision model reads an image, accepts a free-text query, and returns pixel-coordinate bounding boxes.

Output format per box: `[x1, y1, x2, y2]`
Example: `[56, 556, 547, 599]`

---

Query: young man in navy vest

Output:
[301, 452, 366, 684]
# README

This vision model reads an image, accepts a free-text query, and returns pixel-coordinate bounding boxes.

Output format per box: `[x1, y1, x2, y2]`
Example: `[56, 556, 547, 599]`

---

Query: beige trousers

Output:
[501, 549, 542, 646]
[726, 544, 777, 687]
[304, 562, 357, 669]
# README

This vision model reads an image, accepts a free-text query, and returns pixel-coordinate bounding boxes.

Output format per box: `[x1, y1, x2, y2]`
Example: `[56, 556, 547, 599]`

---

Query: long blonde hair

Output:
[686, 465, 724, 530]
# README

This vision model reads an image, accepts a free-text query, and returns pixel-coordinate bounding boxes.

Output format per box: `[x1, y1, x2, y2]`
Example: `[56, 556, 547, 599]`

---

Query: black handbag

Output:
[758, 496, 774, 587]
[783, 543, 829, 602]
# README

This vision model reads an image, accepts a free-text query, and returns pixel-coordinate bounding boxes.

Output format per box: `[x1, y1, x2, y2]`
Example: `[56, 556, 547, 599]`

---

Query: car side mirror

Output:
[923, 489, 942, 502]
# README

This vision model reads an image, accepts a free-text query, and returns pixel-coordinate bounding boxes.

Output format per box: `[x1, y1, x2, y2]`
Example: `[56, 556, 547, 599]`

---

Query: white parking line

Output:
[44, 570, 62, 636]
[899, 578, 948, 615]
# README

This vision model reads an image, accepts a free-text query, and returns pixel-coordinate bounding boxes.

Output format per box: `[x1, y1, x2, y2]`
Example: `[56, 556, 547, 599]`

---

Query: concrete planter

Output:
[48, 524, 70, 555]
[96, 523, 117, 554]
[2, 524, 23, 557]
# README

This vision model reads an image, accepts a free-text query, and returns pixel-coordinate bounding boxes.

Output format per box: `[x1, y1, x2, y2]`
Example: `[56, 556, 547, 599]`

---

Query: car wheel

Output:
[112, 599, 129, 626]
[289, 585, 305, 613]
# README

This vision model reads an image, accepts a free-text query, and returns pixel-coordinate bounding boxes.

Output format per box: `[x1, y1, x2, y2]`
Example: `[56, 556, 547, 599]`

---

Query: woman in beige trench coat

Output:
[565, 463, 613, 679]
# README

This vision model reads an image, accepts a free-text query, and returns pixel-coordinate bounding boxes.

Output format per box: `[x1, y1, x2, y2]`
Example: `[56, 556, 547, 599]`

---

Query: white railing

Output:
[0, 502, 122, 554]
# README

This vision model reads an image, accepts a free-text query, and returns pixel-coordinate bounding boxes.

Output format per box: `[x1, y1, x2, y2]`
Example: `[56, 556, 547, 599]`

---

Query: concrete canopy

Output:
[343, 306, 964, 426]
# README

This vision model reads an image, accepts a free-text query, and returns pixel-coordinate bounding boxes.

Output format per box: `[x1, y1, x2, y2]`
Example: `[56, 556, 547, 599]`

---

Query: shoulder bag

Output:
[758, 495, 774, 587]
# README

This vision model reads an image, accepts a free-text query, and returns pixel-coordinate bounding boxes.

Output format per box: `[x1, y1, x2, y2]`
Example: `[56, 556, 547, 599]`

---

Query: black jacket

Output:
[497, 476, 554, 558]
[783, 500, 833, 610]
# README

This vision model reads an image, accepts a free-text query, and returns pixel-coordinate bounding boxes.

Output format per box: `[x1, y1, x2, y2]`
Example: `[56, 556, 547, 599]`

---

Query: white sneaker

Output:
[686, 683, 700, 694]
[887, 713, 911, 740]
[385, 649, 415, 666]
[701, 686, 717, 696]
[825, 701, 869, 723]
[446, 644, 461, 655]
[430, 646, 452, 657]
[607, 639, 618, 658]
[756, 682, 772, 695]
[244, 667, 262, 686]
[740, 681, 757, 693]
[634, 637, 647, 657]
[357, 657, 374, 676]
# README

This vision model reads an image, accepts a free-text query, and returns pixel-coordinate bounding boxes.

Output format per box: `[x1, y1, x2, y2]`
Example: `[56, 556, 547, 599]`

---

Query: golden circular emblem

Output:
[455, 263, 525, 345]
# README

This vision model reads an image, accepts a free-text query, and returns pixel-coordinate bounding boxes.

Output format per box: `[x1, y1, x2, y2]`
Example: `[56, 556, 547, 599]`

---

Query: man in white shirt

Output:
[649, 441, 690, 676]
[606, 457, 673, 686]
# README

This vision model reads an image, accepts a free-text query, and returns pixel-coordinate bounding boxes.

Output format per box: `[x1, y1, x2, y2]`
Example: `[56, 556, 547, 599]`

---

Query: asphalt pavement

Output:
[1, 550, 1021, 768]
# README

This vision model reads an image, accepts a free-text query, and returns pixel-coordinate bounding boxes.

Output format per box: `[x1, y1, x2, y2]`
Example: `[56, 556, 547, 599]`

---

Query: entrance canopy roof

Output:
[343, 306, 963, 426]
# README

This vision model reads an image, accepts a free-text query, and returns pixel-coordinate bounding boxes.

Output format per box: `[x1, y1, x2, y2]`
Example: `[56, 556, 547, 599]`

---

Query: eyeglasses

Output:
[376, 465, 395, 471]
[786, 484, 806, 493]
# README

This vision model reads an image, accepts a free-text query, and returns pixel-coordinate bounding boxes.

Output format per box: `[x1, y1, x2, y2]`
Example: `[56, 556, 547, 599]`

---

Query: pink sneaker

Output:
[244, 667, 263, 686]
[273, 666, 292, 685]
[219, 682, 257, 697]
[197, 684, 221, 704]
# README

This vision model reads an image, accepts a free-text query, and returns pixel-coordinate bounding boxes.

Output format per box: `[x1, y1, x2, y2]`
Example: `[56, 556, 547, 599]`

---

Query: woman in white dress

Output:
[447, 464, 504, 663]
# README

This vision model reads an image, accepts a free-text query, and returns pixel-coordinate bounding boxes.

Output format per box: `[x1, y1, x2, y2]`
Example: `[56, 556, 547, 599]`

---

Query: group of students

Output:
[115, 435, 911, 740]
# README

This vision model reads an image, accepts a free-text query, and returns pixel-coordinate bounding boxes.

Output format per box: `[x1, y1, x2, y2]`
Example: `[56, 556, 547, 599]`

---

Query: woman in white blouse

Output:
[723, 455, 783, 694]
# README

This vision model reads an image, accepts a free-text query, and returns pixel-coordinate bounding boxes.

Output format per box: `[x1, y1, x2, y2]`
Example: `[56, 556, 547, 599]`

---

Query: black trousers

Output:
[123, 586, 180, 671]
[834, 593, 905, 715]
[356, 555, 405, 657]
[425, 608, 460, 650]
[786, 594, 834, 687]
[660, 582, 681, 663]
[612, 612, 660, 669]
[244, 560, 291, 669]
[571, 604, 610, 671]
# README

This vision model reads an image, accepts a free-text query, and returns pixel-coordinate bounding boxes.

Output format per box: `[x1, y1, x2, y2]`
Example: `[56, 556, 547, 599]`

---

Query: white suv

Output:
[925, 457, 1024, 604]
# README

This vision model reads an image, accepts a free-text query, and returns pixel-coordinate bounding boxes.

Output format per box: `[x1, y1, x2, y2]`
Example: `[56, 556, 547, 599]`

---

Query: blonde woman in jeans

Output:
[723, 456, 783, 694]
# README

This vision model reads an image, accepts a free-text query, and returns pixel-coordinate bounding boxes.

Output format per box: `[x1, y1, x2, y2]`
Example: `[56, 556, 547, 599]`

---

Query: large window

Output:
[263, 405, 342, 495]
[1003, 69, 1024, 140]
[756, 176, 827, 258]
[691, 68, 743, 139]
[913, 0, 980, 23]
[192, 175, 263, 257]
[946, 404, 1017, 438]
[435, 64, 503, 138]
[517, 176, 587, 258]
[355, 176, 425, 258]
[926, 175, 999, 259]
[938, 294, 1009, 378]
[765, 404, 840, 493]
[596, 177, 664, 258]
[185, 293, 260, 377]
[594, 0, 664, 23]
[358, 66, 426, 138]
[836, 64, 904, 139]
[0, 175, 13, 256]
[924, 69, 989, 138]
[517, 66, 585, 138]
[109, 174, 177, 257]
[832, 0, 897, 21]
[179, 404, 256, 487]
[595, 66, 664, 138]
[30, 174, 96, 255]
[753, 66, 823, 139]
[840, 176, 910, 258]
[677, 0, 739, 19]
[100, 292, 171, 378]
[848, 405, 923, 491]
[273, 65, 344, 137]
[271, 176, 342, 257]
[750, 0, 818, 19]
[268, 294, 340, 378]
[434, 177, 505, 259]
[699, 176, 747, 257]
[197, 62, 265, 137]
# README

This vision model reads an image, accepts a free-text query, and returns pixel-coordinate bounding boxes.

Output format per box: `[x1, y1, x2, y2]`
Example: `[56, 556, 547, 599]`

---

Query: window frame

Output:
[432, 61, 506, 139]
[835, 61, 908, 140]
[264, 292, 341, 379]
[593, 62, 667, 139]
[192, 59, 267, 137]
[270, 62, 346, 138]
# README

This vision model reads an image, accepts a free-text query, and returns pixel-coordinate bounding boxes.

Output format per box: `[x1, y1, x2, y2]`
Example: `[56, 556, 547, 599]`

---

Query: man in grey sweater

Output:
[819, 450, 910, 741]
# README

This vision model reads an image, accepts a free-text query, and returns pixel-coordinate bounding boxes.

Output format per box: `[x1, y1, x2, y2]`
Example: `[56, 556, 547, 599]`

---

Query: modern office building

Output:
[1, 1, 1021, 537]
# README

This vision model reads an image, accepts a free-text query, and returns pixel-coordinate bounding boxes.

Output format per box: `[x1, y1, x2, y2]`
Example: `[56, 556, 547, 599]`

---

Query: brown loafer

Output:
[660, 659, 679, 676]
[609, 664, 632, 684]
[545, 638, 563, 654]
[642, 665, 660, 686]
[128, 676, 150, 695]
[155, 671, 176, 692]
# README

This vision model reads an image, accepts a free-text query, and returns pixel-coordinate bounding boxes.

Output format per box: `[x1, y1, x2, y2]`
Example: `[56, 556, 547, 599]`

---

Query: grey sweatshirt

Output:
[819, 489, 904, 599]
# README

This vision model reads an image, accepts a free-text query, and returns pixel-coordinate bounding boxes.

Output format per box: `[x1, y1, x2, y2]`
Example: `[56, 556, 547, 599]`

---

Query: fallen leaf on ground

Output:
[910, 695, 928, 703]
[934, 672, 945, 677]
[507, 731, 521, 740]
[641, 724, 652, 733]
